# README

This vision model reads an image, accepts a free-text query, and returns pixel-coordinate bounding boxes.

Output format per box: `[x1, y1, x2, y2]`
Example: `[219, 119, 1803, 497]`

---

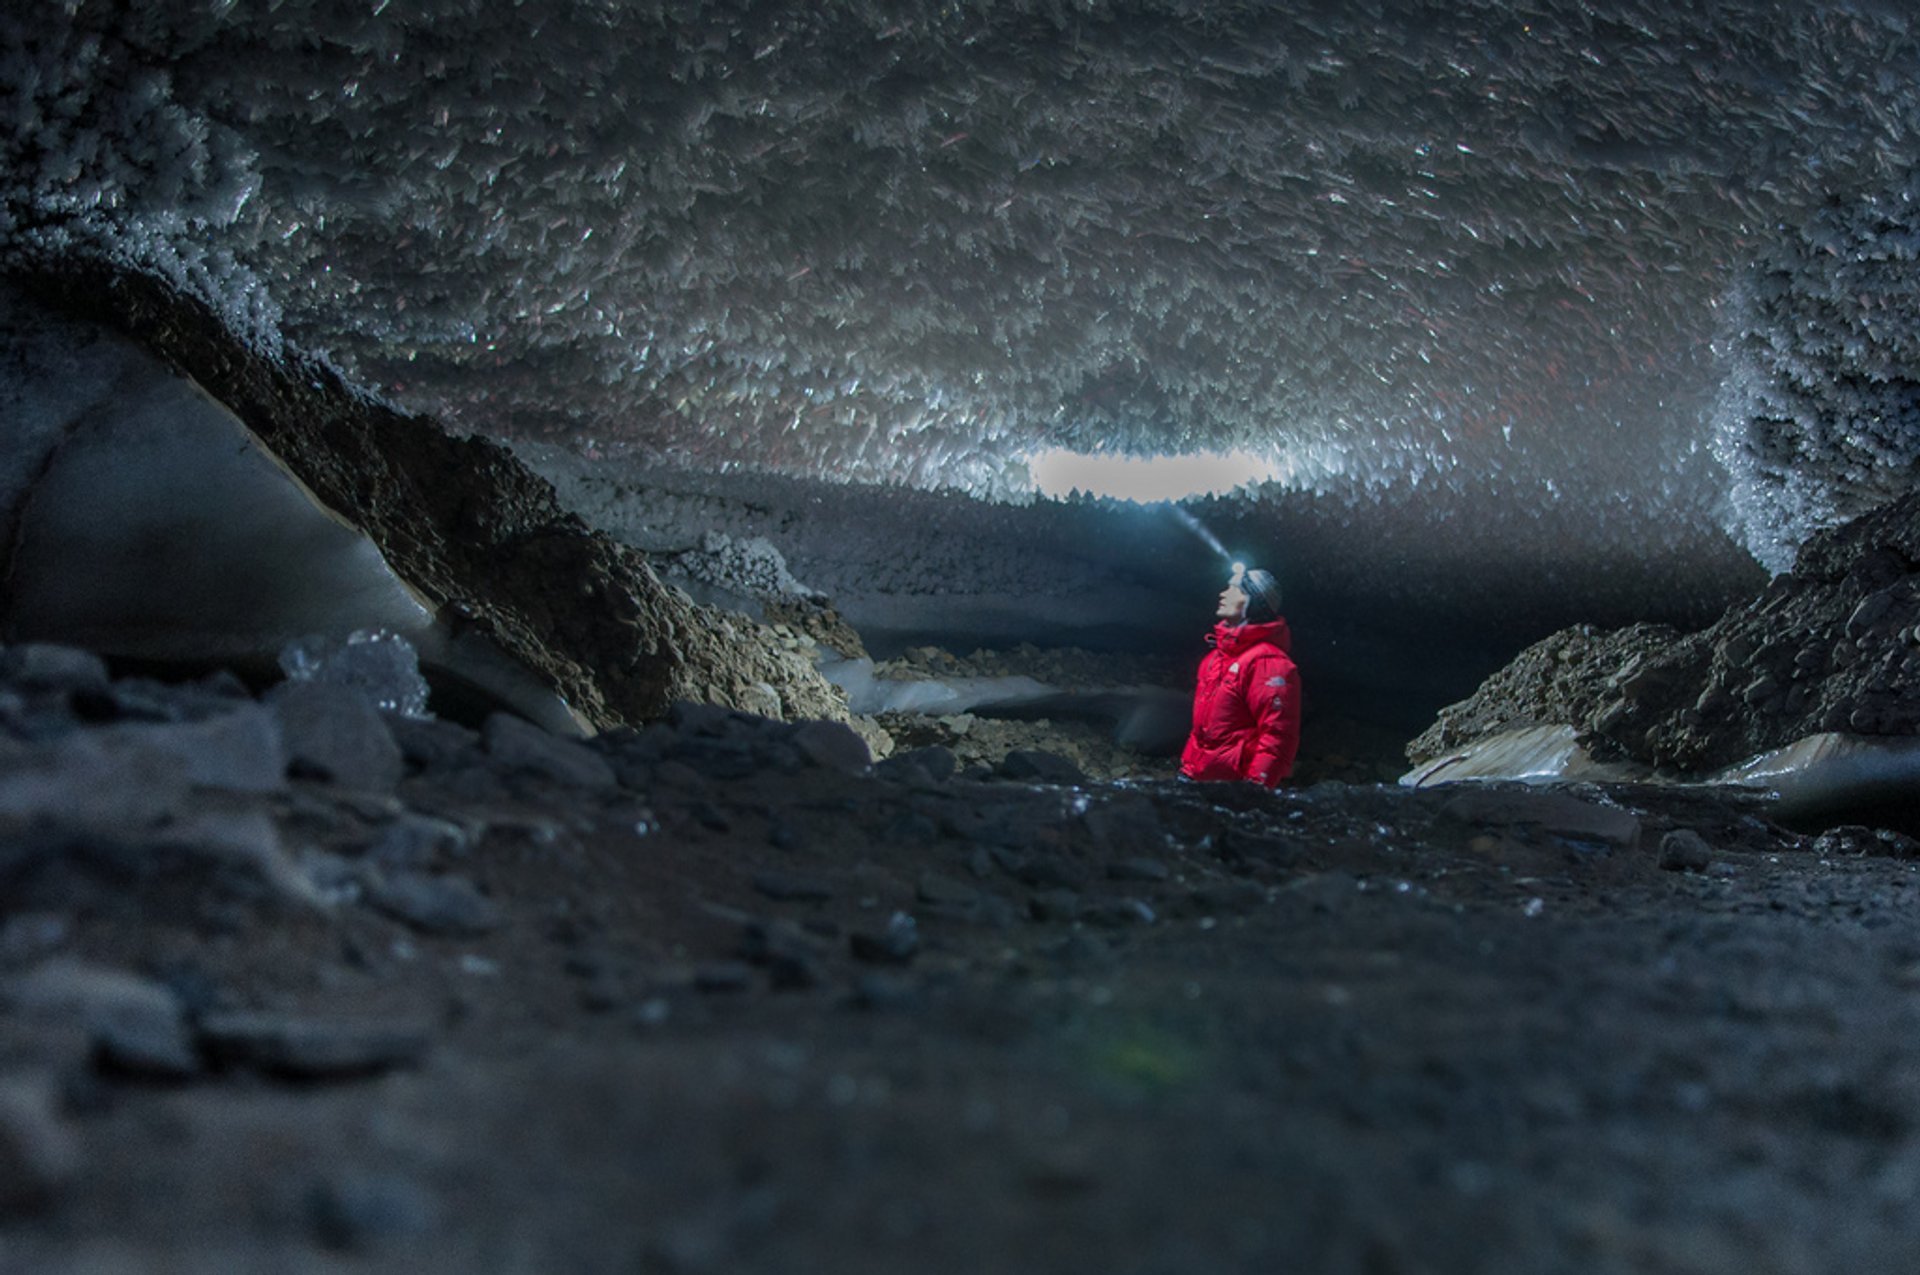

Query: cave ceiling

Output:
[5, 1, 1920, 582]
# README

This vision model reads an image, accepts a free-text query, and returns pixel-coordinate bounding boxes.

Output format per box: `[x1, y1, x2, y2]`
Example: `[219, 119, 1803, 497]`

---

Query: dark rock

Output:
[0, 1077, 80, 1214]
[385, 714, 481, 770]
[1083, 898, 1157, 927]
[1658, 829, 1715, 873]
[1039, 932, 1117, 969]
[791, 719, 872, 774]
[1012, 855, 1088, 889]
[876, 745, 957, 784]
[916, 871, 980, 908]
[0, 914, 70, 967]
[752, 871, 836, 903]
[0, 732, 191, 835]
[690, 802, 732, 832]
[113, 707, 287, 794]
[1, 644, 109, 695]
[268, 681, 404, 792]
[367, 872, 503, 936]
[154, 809, 328, 910]
[1179, 880, 1268, 916]
[887, 811, 940, 845]
[1000, 749, 1084, 784]
[1282, 873, 1359, 913]
[93, 1014, 204, 1080]
[849, 912, 919, 965]
[1028, 889, 1084, 923]
[578, 974, 627, 1013]
[483, 712, 617, 790]
[668, 701, 764, 737]
[310, 1172, 438, 1252]
[766, 951, 819, 990]
[851, 973, 920, 1011]
[738, 918, 827, 987]
[366, 815, 470, 872]
[1810, 826, 1920, 859]
[7, 961, 193, 1070]
[197, 1011, 431, 1079]
[1437, 788, 1642, 851]
[667, 736, 770, 780]
[693, 961, 755, 993]
[1084, 798, 1167, 860]
[1107, 857, 1171, 883]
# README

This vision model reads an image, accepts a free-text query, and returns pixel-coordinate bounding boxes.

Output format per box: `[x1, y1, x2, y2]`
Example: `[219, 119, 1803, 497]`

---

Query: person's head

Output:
[1215, 564, 1282, 624]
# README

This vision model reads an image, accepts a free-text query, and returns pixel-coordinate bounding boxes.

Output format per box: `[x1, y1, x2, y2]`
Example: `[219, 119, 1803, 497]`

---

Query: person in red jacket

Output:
[1180, 563, 1301, 786]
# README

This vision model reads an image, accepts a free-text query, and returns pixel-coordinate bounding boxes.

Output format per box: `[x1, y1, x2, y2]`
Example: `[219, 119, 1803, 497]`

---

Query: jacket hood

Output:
[1211, 616, 1291, 655]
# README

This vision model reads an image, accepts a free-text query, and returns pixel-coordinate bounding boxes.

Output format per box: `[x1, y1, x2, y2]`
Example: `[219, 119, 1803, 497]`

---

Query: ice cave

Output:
[5, 3, 1920, 1270]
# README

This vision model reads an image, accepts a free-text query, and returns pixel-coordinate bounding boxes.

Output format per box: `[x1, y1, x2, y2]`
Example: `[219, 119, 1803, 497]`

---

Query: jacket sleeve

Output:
[1241, 653, 1301, 786]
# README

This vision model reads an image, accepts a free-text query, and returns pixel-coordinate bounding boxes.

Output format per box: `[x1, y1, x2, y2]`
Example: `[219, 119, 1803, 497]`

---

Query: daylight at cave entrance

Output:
[4, 3, 1920, 1271]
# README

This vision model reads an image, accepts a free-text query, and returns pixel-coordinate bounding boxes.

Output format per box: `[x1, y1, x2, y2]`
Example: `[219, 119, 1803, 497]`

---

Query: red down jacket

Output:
[1180, 617, 1301, 786]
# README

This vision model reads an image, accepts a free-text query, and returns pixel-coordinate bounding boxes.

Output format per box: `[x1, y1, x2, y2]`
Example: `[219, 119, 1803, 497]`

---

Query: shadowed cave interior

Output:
[7, 3, 1920, 1271]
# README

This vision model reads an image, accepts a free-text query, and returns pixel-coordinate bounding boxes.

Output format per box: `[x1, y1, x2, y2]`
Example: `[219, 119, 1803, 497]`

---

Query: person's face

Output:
[1216, 582, 1248, 621]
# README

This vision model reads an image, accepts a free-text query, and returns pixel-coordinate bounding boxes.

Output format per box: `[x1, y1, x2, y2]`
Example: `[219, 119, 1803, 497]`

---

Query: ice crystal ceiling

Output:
[5, 1, 1920, 566]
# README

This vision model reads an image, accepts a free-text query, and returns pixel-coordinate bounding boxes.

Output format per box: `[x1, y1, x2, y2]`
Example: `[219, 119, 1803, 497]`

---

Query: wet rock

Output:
[1658, 829, 1715, 873]
[483, 712, 616, 790]
[752, 871, 836, 903]
[0, 1076, 80, 1214]
[198, 1011, 432, 1080]
[849, 912, 919, 965]
[268, 680, 404, 792]
[367, 872, 503, 936]
[792, 720, 871, 775]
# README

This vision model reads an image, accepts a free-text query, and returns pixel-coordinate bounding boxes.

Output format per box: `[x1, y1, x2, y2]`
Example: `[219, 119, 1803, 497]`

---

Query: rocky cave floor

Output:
[5, 644, 1920, 1272]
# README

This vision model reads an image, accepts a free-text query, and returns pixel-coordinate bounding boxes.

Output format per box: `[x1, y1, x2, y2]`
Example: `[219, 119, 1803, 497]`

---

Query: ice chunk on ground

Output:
[279, 629, 430, 718]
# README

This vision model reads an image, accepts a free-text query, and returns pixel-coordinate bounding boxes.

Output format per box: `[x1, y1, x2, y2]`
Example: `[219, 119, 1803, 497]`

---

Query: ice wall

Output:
[1715, 177, 1920, 573]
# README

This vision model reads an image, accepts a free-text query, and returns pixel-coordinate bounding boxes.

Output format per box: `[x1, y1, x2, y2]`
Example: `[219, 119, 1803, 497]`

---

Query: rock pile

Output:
[1411, 488, 1920, 774]
[10, 263, 850, 733]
